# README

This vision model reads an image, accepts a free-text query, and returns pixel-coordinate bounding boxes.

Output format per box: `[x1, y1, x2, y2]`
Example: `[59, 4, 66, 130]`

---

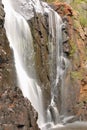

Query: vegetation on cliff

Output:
[49, 0, 87, 120]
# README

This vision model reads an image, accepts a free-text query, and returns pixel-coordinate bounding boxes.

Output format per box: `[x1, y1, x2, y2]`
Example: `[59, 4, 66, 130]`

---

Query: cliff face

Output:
[28, 14, 51, 110]
[0, 2, 40, 130]
[1, 0, 87, 128]
[52, 1, 87, 120]
[29, 1, 87, 118]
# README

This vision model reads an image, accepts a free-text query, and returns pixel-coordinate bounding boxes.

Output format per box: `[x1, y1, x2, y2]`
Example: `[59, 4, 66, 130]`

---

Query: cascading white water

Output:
[2, 0, 70, 129]
[46, 10, 63, 125]
[2, 0, 45, 127]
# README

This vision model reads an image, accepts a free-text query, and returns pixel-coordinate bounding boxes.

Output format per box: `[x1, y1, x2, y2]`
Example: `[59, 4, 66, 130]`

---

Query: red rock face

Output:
[52, 2, 87, 120]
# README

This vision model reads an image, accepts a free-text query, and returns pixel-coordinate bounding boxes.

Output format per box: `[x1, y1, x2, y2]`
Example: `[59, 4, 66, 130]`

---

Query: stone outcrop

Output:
[0, 87, 40, 130]
[0, 1, 40, 130]
[0, 3, 16, 95]
[28, 13, 51, 110]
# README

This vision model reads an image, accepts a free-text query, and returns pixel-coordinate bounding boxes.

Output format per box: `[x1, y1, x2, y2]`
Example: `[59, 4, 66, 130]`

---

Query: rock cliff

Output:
[28, 0, 87, 119]
[52, 1, 87, 120]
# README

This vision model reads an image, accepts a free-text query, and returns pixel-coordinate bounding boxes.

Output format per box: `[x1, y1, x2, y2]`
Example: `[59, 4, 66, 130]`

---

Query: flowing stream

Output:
[2, 0, 73, 129]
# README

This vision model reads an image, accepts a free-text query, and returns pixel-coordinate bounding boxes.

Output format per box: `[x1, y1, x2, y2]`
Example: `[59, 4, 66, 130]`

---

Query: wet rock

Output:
[0, 4, 5, 27]
[62, 116, 78, 124]
[63, 43, 71, 55]
[28, 13, 51, 109]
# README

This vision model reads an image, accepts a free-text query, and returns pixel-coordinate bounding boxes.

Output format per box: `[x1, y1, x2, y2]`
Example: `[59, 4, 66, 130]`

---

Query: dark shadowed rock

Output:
[28, 13, 51, 110]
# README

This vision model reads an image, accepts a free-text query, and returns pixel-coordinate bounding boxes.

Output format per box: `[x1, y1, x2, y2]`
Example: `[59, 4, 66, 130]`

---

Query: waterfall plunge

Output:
[2, 0, 45, 127]
[2, 0, 68, 129]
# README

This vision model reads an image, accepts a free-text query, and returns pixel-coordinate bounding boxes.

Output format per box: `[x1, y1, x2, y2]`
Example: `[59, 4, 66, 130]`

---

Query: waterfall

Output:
[2, 0, 70, 129]
[46, 10, 63, 125]
[2, 0, 45, 127]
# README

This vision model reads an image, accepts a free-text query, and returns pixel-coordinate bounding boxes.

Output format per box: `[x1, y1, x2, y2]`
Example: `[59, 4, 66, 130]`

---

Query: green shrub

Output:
[69, 40, 77, 57]
[71, 71, 83, 80]
[79, 16, 87, 27]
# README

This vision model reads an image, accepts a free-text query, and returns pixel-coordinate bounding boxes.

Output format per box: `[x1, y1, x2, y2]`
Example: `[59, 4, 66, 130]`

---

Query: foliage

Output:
[69, 40, 77, 57]
[71, 0, 87, 4]
[79, 15, 87, 27]
[71, 0, 87, 27]
[71, 71, 83, 80]
[70, 68, 86, 81]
